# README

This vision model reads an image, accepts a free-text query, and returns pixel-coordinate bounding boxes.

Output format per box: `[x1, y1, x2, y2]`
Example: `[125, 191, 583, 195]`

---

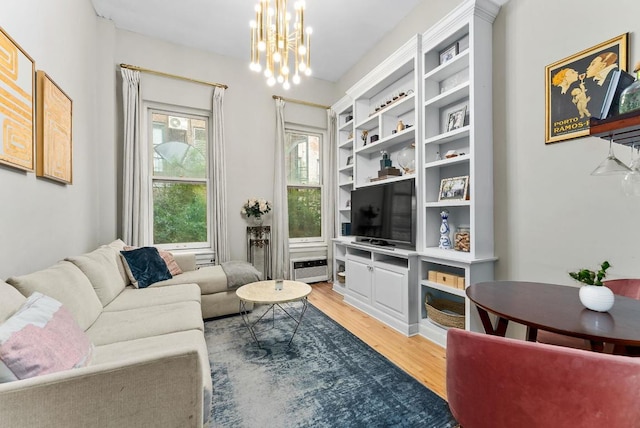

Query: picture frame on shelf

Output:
[438, 176, 469, 202]
[446, 106, 466, 132]
[36, 70, 73, 184]
[439, 42, 458, 65]
[544, 33, 628, 144]
[346, 155, 353, 166]
[0, 26, 35, 172]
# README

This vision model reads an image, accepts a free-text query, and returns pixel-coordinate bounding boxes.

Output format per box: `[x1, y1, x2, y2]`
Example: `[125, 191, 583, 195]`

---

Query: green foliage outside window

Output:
[288, 187, 321, 238]
[153, 182, 207, 244]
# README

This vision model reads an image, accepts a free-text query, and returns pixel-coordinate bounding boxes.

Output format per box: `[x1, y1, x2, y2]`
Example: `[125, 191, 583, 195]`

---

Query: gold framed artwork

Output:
[36, 70, 73, 184]
[545, 33, 628, 144]
[438, 175, 469, 202]
[0, 26, 35, 171]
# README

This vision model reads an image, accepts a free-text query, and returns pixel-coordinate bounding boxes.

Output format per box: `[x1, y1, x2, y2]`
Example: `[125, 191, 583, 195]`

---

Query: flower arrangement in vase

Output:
[569, 261, 614, 312]
[241, 198, 272, 225]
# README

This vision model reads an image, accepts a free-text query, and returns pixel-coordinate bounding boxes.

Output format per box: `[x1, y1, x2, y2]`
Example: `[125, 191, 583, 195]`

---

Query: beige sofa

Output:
[0, 240, 258, 427]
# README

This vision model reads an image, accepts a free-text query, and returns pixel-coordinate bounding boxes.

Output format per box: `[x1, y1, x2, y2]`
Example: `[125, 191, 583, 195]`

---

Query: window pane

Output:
[288, 187, 322, 238]
[151, 113, 207, 178]
[153, 182, 207, 244]
[286, 132, 320, 186]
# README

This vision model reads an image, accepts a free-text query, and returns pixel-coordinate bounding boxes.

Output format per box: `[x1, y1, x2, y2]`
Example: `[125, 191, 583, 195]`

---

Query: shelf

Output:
[420, 280, 465, 297]
[423, 50, 470, 82]
[424, 82, 470, 110]
[424, 126, 470, 145]
[339, 119, 354, 131]
[589, 110, 640, 146]
[424, 154, 470, 170]
[424, 200, 471, 208]
[339, 138, 354, 149]
[339, 181, 354, 188]
[420, 247, 497, 264]
[356, 127, 415, 155]
[339, 164, 354, 173]
[356, 115, 378, 132]
[357, 173, 415, 188]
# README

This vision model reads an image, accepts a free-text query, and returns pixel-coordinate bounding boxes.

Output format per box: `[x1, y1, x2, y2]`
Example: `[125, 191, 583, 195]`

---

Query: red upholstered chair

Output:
[446, 328, 640, 428]
[536, 278, 640, 352]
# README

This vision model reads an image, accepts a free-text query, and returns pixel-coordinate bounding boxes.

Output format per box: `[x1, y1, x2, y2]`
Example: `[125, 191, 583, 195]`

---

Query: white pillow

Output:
[0, 293, 94, 383]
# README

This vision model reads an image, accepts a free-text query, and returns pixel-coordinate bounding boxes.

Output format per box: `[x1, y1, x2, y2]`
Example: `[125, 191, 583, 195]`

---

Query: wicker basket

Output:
[337, 272, 346, 284]
[425, 293, 465, 329]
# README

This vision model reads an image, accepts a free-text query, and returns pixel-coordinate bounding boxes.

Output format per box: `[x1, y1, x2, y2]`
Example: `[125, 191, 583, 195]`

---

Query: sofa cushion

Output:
[7, 261, 103, 331]
[120, 247, 172, 288]
[106, 239, 131, 286]
[124, 246, 183, 276]
[103, 283, 201, 312]
[66, 246, 128, 306]
[221, 260, 262, 289]
[0, 280, 27, 324]
[152, 265, 227, 295]
[86, 300, 203, 346]
[0, 293, 93, 383]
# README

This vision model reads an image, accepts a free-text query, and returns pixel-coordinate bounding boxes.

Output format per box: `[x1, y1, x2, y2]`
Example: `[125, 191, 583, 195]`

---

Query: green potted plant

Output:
[569, 261, 614, 312]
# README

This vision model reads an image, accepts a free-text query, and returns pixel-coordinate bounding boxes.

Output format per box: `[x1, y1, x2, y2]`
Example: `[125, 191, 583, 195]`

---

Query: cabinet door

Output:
[373, 264, 408, 319]
[346, 258, 371, 302]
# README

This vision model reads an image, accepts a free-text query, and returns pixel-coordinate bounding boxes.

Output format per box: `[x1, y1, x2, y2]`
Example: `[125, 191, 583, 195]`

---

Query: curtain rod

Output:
[120, 64, 228, 89]
[272, 95, 329, 110]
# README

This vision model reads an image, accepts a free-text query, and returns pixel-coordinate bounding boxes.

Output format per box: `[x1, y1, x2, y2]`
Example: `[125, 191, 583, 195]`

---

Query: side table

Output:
[247, 225, 271, 280]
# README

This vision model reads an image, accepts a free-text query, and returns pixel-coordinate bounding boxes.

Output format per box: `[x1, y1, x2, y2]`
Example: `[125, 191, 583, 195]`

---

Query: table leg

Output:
[239, 299, 262, 347]
[241, 298, 309, 348]
[476, 306, 509, 337]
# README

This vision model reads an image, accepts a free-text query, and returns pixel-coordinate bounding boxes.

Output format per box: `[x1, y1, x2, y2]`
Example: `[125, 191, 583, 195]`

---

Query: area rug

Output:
[204, 302, 457, 427]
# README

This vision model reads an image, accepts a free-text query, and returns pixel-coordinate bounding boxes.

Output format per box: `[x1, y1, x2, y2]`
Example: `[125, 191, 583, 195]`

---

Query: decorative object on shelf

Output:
[570, 260, 615, 312]
[337, 271, 346, 284]
[446, 106, 466, 132]
[439, 42, 458, 65]
[439, 210, 452, 250]
[590, 137, 631, 175]
[597, 69, 635, 119]
[361, 130, 369, 146]
[622, 144, 640, 197]
[380, 151, 392, 169]
[425, 292, 465, 329]
[396, 120, 406, 133]
[454, 225, 470, 252]
[345, 114, 353, 123]
[435, 151, 442, 161]
[396, 144, 415, 174]
[0, 26, 35, 172]
[618, 62, 640, 115]
[438, 176, 469, 201]
[373, 151, 401, 181]
[346, 155, 353, 165]
[36, 70, 73, 184]
[348, 130, 353, 139]
[249, 0, 313, 89]
[370, 134, 379, 143]
[445, 149, 458, 158]
[369, 89, 413, 117]
[241, 197, 272, 225]
[545, 33, 628, 144]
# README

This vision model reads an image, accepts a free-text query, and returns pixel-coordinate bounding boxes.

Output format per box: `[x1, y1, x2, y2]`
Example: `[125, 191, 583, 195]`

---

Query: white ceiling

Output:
[91, 0, 429, 82]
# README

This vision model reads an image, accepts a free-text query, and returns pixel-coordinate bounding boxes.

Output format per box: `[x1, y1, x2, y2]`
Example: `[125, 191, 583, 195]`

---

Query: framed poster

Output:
[438, 176, 469, 202]
[545, 34, 628, 144]
[0, 26, 35, 171]
[36, 71, 73, 184]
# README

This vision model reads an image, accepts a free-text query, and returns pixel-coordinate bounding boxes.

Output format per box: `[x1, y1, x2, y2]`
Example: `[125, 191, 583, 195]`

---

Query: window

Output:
[285, 129, 323, 241]
[149, 109, 210, 249]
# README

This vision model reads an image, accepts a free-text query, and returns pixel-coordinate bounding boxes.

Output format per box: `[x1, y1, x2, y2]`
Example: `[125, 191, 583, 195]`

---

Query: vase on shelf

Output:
[579, 285, 614, 312]
[439, 210, 452, 250]
[248, 216, 264, 227]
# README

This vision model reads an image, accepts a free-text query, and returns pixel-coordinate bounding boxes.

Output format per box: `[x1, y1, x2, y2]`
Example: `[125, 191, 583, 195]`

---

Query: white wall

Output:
[105, 27, 337, 261]
[493, 0, 640, 284]
[0, 0, 101, 278]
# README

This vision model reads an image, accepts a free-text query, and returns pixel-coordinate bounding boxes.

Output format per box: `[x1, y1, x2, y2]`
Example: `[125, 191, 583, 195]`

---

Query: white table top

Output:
[236, 280, 312, 304]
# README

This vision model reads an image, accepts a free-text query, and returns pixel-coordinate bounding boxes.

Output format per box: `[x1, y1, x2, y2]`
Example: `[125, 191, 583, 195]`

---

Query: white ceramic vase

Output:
[579, 285, 614, 312]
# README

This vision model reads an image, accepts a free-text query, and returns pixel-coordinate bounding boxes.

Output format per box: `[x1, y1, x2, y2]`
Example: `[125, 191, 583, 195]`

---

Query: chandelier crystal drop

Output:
[249, 0, 312, 89]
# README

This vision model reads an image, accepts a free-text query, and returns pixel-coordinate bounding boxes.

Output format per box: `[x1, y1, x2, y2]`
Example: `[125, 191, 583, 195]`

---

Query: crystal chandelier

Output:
[249, 0, 312, 89]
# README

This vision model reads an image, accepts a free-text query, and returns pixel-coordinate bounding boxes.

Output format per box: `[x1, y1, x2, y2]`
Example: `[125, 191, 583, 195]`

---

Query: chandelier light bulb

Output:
[304, 68, 312, 76]
[283, 81, 291, 90]
[267, 76, 276, 86]
[264, 68, 272, 78]
[277, 75, 284, 84]
[292, 74, 301, 84]
[306, 27, 313, 35]
[281, 65, 290, 75]
[258, 40, 266, 51]
[250, 20, 257, 29]
[299, 61, 306, 72]
[273, 51, 281, 63]
[254, 62, 262, 72]
[298, 45, 307, 55]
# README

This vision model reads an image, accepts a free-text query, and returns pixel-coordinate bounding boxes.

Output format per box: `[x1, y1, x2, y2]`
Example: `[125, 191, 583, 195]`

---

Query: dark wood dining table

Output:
[466, 281, 640, 355]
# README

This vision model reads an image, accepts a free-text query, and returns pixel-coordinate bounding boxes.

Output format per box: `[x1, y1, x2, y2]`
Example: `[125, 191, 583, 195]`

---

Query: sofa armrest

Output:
[173, 252, 197, 272]
[0, 348, 204, 427]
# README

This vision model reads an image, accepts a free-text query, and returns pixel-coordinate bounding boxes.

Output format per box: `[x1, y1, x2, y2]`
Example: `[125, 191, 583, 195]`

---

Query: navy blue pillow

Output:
[120, 247, 172, 288]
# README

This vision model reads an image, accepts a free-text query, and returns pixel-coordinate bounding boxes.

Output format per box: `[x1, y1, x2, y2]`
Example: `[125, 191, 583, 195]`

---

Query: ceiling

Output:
[90, 0, 429, 82]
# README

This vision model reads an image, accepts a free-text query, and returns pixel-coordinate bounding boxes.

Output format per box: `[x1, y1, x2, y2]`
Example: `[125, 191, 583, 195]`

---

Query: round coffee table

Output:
[236, 280, 312, 347]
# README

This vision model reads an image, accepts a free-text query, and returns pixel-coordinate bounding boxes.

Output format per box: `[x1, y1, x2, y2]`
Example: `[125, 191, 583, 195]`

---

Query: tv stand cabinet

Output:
[341, 241, 419, 336]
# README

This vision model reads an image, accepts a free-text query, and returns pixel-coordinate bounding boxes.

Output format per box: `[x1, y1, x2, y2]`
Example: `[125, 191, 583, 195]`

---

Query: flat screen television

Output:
[350, 178, 416, 249]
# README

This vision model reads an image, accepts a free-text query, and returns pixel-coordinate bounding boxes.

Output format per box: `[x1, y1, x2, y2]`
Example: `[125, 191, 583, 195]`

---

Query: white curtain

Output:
[325, 109, 338, 279]
[210, 87, 230, 263]
[121, 68, 149, 246]
[272, 99, 290, 279]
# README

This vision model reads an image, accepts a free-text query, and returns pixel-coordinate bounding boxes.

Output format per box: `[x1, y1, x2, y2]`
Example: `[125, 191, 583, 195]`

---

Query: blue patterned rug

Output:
[204, 301, 457, 427]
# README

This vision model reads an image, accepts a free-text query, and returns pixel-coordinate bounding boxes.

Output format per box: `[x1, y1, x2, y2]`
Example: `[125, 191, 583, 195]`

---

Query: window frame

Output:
[285, 126, 325, 245]
[146, 104, 213, 251]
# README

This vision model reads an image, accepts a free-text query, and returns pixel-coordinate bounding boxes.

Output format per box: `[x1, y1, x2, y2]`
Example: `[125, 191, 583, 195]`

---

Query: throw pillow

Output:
[0, 293, 93, 383]
[124, 246, 183, 276]
[120, 247, 172, 288]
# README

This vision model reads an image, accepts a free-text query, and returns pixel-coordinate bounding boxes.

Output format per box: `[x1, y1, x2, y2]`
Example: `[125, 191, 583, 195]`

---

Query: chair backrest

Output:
[446, 328, 640, 428]
[604, 278, 640, 300]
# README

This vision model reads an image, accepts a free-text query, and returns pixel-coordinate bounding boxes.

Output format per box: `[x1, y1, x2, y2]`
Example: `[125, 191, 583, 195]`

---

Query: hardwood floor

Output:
[307, 281, 448, 400]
